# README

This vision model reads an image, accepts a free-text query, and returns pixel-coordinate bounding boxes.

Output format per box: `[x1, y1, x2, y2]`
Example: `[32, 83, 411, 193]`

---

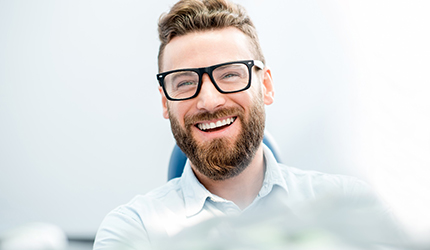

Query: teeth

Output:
[197, 117, 235, 131]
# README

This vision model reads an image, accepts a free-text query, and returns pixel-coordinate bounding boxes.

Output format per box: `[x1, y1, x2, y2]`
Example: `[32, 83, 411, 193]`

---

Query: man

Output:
[94, 0, 405, 249]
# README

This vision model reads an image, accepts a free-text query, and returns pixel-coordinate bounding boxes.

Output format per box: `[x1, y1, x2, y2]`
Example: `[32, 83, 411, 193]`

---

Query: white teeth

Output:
[197, 117, 235, 131]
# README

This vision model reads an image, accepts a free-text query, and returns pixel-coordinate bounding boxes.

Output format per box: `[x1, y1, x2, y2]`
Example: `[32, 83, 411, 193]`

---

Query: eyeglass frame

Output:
[156, 60, 265, 101]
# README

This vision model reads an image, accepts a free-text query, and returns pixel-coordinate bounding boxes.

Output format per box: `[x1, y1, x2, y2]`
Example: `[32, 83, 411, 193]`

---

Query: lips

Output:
[196, 117, 236, 131]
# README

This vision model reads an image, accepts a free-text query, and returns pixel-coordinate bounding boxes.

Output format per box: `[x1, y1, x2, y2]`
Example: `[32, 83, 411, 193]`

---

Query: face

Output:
[159, 27, 274, 180]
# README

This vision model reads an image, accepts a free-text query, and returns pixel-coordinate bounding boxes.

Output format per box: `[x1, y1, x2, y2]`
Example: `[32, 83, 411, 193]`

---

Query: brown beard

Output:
[168, 95, 265, 181]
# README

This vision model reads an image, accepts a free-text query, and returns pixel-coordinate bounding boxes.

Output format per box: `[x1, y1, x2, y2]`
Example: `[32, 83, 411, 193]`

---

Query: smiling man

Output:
[93, 0, 405, 249]
[159, 26, 274, 210]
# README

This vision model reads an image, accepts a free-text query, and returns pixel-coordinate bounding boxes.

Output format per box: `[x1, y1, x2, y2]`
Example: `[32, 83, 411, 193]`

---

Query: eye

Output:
[222, 72, 240, 79]
[166, 71, 199, 90]
[177, 81, 197, 88]
[214, 64, 247, 82]
[218, 71, 244, 83]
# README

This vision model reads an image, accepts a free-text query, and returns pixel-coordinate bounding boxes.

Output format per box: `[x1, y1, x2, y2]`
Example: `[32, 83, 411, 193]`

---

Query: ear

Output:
[261, 67, 274, 105]
[158, 86, 169, 119]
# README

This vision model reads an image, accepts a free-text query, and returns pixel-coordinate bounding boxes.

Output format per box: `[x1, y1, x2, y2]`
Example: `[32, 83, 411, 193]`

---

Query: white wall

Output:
[1, 0, 429, 239]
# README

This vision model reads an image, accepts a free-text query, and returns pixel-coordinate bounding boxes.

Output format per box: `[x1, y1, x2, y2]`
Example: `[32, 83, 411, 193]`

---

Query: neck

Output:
[191, 144, 266, 210]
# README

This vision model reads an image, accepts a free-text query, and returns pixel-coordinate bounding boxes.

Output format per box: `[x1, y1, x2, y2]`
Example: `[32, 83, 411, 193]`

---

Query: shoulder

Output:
[276, 164, 390, 220]
[94, 178, 185, 249]
[113, 178, 185, 219]
[98, 178, 186, 233]
[277, 163, 372, 198]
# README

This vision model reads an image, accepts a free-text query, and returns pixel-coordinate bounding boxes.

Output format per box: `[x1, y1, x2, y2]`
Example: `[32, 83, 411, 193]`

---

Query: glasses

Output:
[157, 60, 264, 101]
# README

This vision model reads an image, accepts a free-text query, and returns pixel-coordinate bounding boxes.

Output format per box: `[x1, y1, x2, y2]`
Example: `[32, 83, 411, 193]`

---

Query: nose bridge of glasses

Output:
[199, 67, 222, 93]
[196, 73, 227, 110]
[200, 72, 218, 93]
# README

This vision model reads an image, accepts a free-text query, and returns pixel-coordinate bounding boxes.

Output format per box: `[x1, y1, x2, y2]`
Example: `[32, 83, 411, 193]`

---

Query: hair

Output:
[157, 0, 265, 72]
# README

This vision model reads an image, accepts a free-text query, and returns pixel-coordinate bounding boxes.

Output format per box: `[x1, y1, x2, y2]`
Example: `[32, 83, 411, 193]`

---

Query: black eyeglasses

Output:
[157, 60, 264, 101]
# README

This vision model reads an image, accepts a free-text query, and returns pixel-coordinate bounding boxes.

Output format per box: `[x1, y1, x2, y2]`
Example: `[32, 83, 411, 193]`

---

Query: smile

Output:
[196, 117, 236, 131]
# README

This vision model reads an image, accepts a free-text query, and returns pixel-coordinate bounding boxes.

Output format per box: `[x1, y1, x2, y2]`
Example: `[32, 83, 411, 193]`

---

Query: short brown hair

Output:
[157, 0, 265, 71]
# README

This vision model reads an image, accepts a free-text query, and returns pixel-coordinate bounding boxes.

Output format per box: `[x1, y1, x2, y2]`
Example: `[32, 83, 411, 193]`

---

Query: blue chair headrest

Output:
[167, 130, 282, 180]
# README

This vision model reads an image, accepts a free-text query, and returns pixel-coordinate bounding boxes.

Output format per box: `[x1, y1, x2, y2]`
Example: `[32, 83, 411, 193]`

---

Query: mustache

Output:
[184, 107, 244, 128]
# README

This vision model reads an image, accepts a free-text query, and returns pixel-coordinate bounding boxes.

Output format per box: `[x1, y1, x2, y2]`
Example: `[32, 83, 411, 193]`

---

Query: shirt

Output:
[93, 145, 397, 250]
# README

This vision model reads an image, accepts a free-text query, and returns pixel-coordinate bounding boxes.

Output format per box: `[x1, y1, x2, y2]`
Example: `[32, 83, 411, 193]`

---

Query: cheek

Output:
[167, 102, 189, 126]
[166, 103, 177, 121]
[247, 76, 264, 97]
[246, 83, 264, 103]
[227, 89, 260, 112]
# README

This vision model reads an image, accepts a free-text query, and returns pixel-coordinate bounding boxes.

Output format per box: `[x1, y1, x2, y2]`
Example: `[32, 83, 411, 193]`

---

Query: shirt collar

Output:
[180, 143, 289, 217]
[259, 144, 289, 197]
[180, 160, 212, 217]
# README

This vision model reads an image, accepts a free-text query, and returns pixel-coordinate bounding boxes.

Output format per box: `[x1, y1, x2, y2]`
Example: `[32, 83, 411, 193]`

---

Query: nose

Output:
[196, 73, 226, 111]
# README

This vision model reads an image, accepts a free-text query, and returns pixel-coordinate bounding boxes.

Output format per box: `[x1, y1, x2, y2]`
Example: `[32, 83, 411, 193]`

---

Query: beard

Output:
[168, 95, 266, 181]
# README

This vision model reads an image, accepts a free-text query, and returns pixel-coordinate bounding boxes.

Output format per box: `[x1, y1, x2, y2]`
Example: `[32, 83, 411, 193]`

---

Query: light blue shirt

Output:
[93, 145, 389, 249]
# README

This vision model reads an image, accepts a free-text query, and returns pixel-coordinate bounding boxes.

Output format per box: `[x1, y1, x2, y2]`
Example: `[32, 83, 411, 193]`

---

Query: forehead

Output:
[161, 27, 255, 72]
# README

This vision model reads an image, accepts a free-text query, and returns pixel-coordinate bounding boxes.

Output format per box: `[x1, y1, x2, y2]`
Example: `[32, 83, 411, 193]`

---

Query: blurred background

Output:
[1, 0, 429, 248]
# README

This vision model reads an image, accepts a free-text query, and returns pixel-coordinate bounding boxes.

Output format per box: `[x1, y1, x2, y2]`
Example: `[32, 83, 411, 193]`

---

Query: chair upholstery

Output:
[167, 130, 282, 180]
